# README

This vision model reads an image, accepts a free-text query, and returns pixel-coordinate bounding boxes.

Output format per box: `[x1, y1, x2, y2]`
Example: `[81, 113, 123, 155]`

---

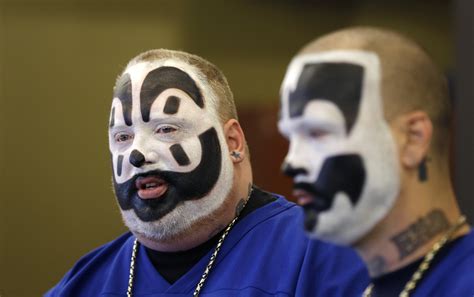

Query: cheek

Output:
[291, 137, 350, 182]
[111, 151, 129, 183]
[166, 136, 203, 171]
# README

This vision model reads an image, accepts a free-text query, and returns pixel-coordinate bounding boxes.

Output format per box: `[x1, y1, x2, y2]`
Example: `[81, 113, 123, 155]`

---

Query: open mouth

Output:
[292, 184, 332, 212]
[293, 189, 315, 207]
[135, 176, 168, 200]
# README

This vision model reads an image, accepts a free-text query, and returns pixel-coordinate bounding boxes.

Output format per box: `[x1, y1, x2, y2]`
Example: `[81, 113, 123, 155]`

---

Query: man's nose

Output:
[281, 162, 308, 178]
[129, 149, 147, 168]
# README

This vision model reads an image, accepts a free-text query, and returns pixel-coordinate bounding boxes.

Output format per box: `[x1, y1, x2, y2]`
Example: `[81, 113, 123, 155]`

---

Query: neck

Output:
[355, 167, 468, 277]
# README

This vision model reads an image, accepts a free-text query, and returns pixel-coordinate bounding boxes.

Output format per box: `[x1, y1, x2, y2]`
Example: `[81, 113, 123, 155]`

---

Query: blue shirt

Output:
[413, 228, 474, 296]
[45, 196, 369, 296]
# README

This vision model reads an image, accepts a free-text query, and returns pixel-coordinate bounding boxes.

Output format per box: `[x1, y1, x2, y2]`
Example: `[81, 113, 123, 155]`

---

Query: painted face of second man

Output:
[279, 50, 400, 245]
[108, 59, 234, 240]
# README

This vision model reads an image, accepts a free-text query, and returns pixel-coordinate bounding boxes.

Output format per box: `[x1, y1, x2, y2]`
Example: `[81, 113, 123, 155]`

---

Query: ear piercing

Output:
[230, 151, 241, 159]
[418, 157, 429, 182]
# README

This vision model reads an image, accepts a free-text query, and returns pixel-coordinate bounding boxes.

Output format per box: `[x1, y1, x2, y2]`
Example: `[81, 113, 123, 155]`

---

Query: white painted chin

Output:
[307, 175, 398, 245]
[121, 148, 234, 242]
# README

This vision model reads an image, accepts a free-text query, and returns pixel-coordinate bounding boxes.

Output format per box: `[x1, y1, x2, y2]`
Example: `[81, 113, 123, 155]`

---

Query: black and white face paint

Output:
[109, 60, 233, 240]
[279, 50, 400, 245]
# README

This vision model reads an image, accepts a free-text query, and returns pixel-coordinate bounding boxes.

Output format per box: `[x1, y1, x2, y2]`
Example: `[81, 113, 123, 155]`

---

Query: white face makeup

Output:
[108, 59, 233, 241]
[279, 50, 400, 245]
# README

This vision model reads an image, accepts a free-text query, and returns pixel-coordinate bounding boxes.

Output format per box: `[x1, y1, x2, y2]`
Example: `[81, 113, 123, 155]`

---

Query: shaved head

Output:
[298, 27, 451, 156]
[279, 27, 451, 243]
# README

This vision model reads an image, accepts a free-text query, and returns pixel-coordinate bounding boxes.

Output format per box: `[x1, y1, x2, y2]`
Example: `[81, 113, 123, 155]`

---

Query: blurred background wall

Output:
[0, 0, 467, 296]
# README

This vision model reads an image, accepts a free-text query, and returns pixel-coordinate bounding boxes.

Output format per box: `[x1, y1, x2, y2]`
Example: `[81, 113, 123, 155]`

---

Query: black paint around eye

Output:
[140, 67, 203, 122]
[170, 144, 191, 166]
[113, 127, 222, 222]
[117, 155, 124, 177]
[113, 73, 133, 126]
[288, 62, 364, 133]
[163, 96, 181, 115]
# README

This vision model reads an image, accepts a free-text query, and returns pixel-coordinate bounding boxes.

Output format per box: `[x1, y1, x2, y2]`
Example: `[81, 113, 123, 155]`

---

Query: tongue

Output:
[136, 176, 168, 200]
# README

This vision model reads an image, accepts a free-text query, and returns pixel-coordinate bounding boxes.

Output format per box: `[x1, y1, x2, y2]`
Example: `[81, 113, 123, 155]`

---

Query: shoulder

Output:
[238, 192, 369, 296]
[418, 229, 474, 296]
[44, 232, 134, 297]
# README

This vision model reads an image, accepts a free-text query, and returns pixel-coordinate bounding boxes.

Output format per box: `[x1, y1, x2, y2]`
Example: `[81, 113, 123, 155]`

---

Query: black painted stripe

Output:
[117, 155, 124, 177]
[170, 144, 191, 166]
[113, 73, 133, 126]
[140, 66, 204, 122]
[163, 96, 181, 114]
[109, 107, 115, 127]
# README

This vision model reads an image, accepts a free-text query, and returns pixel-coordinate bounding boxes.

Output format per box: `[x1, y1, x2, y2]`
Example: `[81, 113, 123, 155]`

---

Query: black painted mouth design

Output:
[289, 154, 366, 232]
[113, 127, 222, 222]
[293, 182, 333, 232]
[293, 182, 333, 212]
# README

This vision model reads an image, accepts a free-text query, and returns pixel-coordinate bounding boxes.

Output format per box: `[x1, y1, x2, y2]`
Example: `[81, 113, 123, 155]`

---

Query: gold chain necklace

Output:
[126, 188, 253, 297]
[362, 215, 467, 297]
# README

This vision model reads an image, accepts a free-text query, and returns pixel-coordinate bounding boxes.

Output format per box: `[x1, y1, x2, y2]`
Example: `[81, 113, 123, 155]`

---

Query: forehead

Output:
[280, 50, 381, 131]
[111, 60, 218, 126]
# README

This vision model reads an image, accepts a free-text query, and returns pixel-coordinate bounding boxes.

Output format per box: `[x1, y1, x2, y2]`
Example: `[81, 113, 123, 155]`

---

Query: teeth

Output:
[145, 183, 157, 189]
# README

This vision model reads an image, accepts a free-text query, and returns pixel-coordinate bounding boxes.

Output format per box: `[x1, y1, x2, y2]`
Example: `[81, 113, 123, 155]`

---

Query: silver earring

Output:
[230, 151, 241, 159]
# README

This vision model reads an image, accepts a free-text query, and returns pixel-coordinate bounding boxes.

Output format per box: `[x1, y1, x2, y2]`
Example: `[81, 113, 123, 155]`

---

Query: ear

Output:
[397, 111, 433, 169]
[223, 119, 246, 163]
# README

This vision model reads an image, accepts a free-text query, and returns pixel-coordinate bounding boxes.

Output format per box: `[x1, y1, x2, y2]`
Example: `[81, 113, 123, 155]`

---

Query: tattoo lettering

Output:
[367, 255, 387, 276]
[391, 209, 449, 260]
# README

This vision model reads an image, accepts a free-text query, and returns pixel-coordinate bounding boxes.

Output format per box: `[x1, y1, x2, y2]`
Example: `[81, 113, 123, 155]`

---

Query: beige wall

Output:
[1, 2, 6, 296]
[0, 0, 452, 296]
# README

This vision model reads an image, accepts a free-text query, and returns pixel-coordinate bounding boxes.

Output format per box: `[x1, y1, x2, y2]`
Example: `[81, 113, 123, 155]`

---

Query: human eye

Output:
[155, 125, 178, 134]
[114, 132, 134, 143]
[308, 129, 330, 139]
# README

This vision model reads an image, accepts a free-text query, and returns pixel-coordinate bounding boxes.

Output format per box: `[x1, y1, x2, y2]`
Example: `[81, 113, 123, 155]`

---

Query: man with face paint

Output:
[46, 49, 368, 297]
[279, 27, 474, 296]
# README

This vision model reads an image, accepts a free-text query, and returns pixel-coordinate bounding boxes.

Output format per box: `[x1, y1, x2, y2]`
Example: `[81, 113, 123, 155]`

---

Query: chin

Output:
[306, 193, 370, 245]
[120, 209, 184, 241]
[120, 191, 228, 242]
